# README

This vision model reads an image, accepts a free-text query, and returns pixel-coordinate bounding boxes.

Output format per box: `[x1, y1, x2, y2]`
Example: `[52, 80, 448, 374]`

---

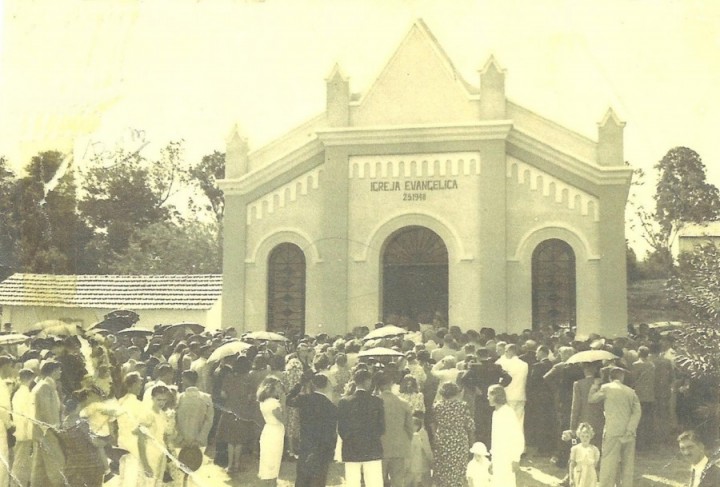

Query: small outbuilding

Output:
[0, 273, 223, 332]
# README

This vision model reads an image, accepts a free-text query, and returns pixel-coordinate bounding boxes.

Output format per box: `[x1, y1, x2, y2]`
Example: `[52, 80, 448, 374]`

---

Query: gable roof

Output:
[0, 273, 222, 310]
[350, 19, 478, 126]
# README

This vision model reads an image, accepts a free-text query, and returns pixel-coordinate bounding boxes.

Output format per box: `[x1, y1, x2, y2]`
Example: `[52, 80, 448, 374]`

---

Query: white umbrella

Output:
[358, 347, 404, 358]
[117, 328, 154, 337]
[207, 340, 252, 363]
[243, 331, 288, 342]
[362, 325, 408, 341]
[565, 350, 617, 364]
[0, 334, 30, 346]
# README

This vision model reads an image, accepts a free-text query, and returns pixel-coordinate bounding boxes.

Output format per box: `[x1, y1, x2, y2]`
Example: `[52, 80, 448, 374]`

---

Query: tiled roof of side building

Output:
[0, 273, 222, 310]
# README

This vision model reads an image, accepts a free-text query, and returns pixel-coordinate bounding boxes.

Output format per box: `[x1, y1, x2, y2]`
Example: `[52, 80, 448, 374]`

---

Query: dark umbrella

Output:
[91, 309, 140, 333]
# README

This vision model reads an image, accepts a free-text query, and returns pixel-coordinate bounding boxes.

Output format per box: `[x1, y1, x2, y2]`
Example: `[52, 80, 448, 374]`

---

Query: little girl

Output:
[407, 412, 433, 486]
[466, 442, 491, 487]
[569, 423, 600, 487]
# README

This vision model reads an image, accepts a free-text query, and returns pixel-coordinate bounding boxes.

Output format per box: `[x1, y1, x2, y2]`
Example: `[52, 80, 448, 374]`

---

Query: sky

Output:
[1, 0, 719, 255]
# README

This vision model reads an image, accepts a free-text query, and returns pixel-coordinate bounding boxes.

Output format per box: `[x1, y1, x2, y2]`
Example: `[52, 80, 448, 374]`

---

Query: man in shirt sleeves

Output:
[30, 361, 65, 487]
[286, 373, 338, 487]
[588, 366, 641, 487]
[337, 369, 384, 487]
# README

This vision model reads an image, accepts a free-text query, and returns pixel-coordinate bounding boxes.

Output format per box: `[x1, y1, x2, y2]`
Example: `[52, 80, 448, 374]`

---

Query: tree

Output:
[654, 147, 720, 252]
[0, 157, 18, 270]
[103, 220, 221, 274]
[667, 243, 720, 382]
[187, 151, 225, 223]
[79, 141, 186, 256]
[10, 151, 94, 273]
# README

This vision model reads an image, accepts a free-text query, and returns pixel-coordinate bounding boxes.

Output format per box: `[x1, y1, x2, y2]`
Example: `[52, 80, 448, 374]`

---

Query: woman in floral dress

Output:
[432, 382, 475, 487]
[282, 354, 304, 458]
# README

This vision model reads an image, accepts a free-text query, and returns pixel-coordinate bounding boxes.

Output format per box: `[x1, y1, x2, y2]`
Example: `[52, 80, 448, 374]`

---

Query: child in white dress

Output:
[407, 413, 433, 486]
[569, 423, 600, 487]
[466, 442, 491, 487]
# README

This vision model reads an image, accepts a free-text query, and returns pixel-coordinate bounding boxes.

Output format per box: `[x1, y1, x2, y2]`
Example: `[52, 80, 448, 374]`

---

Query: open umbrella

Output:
[362, 325, 408, 341]
[565, 349, 618, 364]
[38, 323, 81, 338]
[91, 309, 140, 333]
[358, 347, 404, 358]
[207, 340, 252, 363]
[159, 322, 205, 343]
[0, 334, 30, 346]
[243, 331, 288, 342]
[25, 320, 69, 335]
[117, 327, 154, 337]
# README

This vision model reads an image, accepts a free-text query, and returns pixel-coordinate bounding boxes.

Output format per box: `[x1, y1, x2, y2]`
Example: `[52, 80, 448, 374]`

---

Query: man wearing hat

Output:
[589, 366, 641, 487]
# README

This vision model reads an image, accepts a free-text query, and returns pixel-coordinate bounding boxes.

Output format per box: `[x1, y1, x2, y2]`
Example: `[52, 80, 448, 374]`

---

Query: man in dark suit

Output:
[458, 348, 511, 447]
[570, 362, 604, 448]
[337, 369, 384, 487]
[287, 374, 338, 487]
[526, 345, 555, 455]
[678, 430, 720, 487]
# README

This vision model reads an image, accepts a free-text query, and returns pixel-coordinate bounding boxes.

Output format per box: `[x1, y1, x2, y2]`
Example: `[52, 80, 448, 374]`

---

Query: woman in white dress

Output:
[257, 376, 285, 485]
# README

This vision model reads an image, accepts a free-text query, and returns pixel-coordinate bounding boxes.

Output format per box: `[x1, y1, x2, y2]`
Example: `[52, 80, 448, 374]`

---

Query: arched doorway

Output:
[382, 226, 449, 325]
[267, 243, 306, 337]
[532, 238, 576, 329]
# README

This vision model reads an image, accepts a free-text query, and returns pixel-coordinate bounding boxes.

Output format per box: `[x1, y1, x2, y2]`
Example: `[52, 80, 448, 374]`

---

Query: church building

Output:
[219, 20, 633, 338]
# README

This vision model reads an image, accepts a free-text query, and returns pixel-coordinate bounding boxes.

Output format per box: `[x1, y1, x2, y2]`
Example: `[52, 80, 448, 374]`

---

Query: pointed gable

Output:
[351, 19, 478, 127]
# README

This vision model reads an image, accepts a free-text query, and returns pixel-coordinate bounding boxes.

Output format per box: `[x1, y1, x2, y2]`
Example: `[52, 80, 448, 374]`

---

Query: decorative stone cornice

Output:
[218, 139, 324, 196]
[349, 152, 480, 179]
[316, 121, 513, 146]
[507, 157, 600, 221]
[246, 165, 324, 224]
[508, 129, 632, 187]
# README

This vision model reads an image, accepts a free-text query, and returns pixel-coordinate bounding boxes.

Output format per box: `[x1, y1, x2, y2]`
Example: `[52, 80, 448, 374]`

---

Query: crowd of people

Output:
[0, 319, 713, 487]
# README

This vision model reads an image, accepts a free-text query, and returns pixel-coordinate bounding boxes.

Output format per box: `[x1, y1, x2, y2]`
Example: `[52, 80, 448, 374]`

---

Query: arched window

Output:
[532, 238, 576, 329]
[267, 243, 306, 337]
[382, 226, 449, 325]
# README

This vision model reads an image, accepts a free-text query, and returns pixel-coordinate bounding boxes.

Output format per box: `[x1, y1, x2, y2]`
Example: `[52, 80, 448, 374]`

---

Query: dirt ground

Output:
[176, 443, 690, 487]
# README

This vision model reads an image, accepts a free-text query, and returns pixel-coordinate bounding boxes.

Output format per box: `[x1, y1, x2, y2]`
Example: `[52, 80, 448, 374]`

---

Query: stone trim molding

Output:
[348, 152, 481, 179]
[507, 157, 600, 222]
[246, 166, 324, 224]
[317, 122, 512, 147]
[353, 211, 472, 263]
[246, 228, 323, 264]
[509, 222, 600, 262]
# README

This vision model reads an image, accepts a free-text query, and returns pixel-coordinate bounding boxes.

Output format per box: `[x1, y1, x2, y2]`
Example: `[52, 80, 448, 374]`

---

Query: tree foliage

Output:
[2, 142, 226, 276]
[9, 151, 94, 274]
[628, 148, 720, 273]
[79, 142, 186, 255]
[103, 220, 221, 274]
[187, 151, 225, 223]
[654, 147, 720, 248]
[668, 243, 720, 379]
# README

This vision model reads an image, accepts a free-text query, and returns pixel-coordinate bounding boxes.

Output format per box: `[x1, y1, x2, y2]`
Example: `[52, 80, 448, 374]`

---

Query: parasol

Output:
[207, 340, 252, 363]
[362, 325, 408, 341]
[358, 347, 404, 358]
[565, 350, 618, 364]
[25, 320, 69, 335]
[0, 334, 30, 346]
[117, 327, 154, 337]
[91, 309, 140, 333]
[243, 331, 288, 342]
[38, 323, 81, 338]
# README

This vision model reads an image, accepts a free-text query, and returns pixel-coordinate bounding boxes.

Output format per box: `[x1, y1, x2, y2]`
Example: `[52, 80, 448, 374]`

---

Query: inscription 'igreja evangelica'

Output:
[370, 179, 459, 192]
